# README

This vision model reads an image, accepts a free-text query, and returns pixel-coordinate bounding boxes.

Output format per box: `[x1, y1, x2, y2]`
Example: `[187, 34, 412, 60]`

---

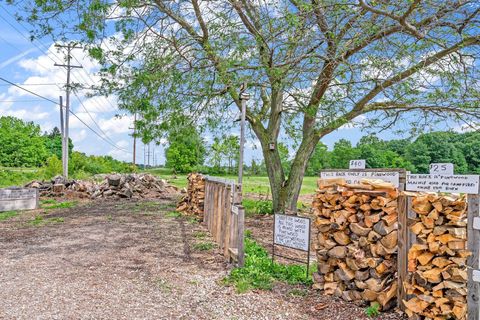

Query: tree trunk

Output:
[260, 132, 319, 213]
[285, 134, 320, 211]
[260, 141, 287, 213]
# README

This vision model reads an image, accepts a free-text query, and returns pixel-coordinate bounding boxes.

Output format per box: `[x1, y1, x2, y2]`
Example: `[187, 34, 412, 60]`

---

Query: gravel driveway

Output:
[0, 198, 403, 320]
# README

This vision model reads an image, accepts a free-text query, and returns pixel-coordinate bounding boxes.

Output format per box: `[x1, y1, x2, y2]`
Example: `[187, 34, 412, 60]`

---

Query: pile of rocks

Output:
[25, 173, 178, 199]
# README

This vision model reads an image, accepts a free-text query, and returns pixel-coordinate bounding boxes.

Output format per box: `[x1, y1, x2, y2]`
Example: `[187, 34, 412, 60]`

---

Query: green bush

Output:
[0, 168, 42, 188]
[242, 199, 273, 216]
[44, 155, 63, 179]
[224, 233, 312, 293]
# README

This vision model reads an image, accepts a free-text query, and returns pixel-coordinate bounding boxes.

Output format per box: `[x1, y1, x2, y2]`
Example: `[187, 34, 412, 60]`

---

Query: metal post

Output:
[59, 96, 65, 177]
[54, 43, 82, 179]
[133, 113, 137, 166]
[238, 91, 250, 189]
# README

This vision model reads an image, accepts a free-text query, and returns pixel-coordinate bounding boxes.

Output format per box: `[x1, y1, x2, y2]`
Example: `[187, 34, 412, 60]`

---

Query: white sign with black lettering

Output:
[274, 214, 310, 251]
[406, 174, 480, 194]
[429, 163, 454, 175]
[320, 171, 400, 187]
[349, 160, 366, 169]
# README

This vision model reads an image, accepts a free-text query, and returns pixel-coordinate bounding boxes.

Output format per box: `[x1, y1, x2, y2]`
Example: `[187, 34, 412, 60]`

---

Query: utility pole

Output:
[147, 143, 151, 167]
[129, 113, 137, 166]
[143, 143, 146, 169]
[59, 96, 66, 177]
[54, 43, 82, 179]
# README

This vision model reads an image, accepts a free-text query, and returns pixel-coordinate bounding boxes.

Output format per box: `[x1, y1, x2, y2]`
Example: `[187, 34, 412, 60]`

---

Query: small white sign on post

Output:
[320, 171, 400, 187]
[429, 163, 454, 175]
[273, 214, 310, 251]
[406, 174, 480, 194]
[349, 159, 366, 169]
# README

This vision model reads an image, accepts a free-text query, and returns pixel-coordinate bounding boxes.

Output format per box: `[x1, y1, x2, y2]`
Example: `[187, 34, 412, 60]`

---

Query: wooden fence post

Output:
[397, 194, 408, 311]
[237, 205, 245, 267]
[468, 194, 480, 320]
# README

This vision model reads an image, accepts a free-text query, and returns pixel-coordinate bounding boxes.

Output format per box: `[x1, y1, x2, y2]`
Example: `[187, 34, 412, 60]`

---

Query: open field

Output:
[146, 168, 319, 196]
[0, 197, 402, 320]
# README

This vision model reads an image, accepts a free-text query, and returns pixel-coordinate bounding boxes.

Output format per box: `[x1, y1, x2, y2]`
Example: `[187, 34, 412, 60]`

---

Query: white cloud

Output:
[0, 48, 37, 70]
[338, 115, 367, 130]
[70, 129, 87, 143]
[99, 115, 133, 134]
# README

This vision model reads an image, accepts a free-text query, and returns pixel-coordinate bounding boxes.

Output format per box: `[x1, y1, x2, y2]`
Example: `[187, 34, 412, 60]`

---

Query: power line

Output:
[0, 99, 47, 102]
[0, 5, 119, 114]
[0, 76, 131, 154]
[72, 91, 127, 149]
[0, 76, 58, 104]
[0, 83, 61, 86]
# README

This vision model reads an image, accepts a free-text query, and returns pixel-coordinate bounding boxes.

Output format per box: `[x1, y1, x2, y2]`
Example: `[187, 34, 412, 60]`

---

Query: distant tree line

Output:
[304, 132, 480, 175]
[0, 116, 134, 177]
[165, 125, 480, 176]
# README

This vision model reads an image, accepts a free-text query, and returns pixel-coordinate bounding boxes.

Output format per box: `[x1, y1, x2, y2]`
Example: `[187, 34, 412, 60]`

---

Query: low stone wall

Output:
[0, 188, 38, 212]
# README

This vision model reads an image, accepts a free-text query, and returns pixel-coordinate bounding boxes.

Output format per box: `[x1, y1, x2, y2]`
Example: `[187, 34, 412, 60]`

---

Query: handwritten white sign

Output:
[406, 174, 479, 194]
[429, 163, 454, 175]
[349, 160, 366, 169]
[274, 214, 310, 251]
[320, 171, 400, 187]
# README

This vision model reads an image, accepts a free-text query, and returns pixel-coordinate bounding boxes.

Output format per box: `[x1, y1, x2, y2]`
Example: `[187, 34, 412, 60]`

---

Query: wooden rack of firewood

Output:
[398, 192, 480, 320]
[312, 178, 401, 310]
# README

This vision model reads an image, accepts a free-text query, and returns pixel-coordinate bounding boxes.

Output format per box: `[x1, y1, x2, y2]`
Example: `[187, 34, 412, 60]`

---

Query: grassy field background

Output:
[146, 168, 318, 196]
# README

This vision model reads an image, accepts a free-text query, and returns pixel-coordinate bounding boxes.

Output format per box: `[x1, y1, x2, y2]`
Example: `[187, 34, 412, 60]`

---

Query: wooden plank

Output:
[223, 186, 232, 257]
[467, 194, 480, 320]
[237, 206, 245, 267]
[230, 205, 238, 252]
[407, 197, 416, 249]
[397, 194, 408, 311]
[215, 185, 223, 243]
[220, 185, 226, 251]
[204, 182, 210, 228]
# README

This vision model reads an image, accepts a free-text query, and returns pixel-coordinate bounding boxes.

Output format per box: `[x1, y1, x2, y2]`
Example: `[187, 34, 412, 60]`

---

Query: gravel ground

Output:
[0, 198, 404, 320]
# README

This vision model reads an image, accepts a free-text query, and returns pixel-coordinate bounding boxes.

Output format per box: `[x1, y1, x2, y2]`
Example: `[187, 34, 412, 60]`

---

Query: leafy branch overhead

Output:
[10, 0, 479, 211]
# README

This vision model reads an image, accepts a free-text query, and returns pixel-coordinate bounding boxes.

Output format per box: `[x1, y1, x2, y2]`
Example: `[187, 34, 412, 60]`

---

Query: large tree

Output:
[12, 0, 480, 211]
[0, 116, 48, 167]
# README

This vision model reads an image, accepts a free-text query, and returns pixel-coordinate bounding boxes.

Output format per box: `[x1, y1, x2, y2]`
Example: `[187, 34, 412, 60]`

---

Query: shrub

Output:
[224, 233, 312, 293]
[44, 155, 63, 179]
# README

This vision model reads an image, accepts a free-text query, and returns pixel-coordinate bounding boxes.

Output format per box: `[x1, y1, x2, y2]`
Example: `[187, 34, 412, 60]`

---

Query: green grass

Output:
[0, 168, 44, 188]
[40, 199, 57, 205]
[223, 233, 313, 293]
[193, 242, 215, 251]
[145, 168, 318, 195]
[242, 199, 273, 216]
[41, 200, 77, 210]
[365, 302, 381, 318]
[165, 211, 182, 218]
[29, 215, 64, 226]
[193, 231, 207, 239]
[0, 211, 19, 221]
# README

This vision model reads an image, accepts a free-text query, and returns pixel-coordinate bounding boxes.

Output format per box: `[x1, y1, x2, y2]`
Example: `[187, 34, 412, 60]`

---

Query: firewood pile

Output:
[25, 173, 178, 199]
[176, 173, 205, 219]
[403, 193, 469, 319]
[312, 178, 399, 310]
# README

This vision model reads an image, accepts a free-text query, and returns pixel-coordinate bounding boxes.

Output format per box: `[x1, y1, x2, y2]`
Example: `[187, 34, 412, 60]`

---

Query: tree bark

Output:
[259, 139, 286, 213]
[284, 133, 320, 212]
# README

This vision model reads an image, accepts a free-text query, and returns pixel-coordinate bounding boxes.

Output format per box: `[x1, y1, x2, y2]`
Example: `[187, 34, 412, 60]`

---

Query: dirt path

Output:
[0, 198, 403, 320]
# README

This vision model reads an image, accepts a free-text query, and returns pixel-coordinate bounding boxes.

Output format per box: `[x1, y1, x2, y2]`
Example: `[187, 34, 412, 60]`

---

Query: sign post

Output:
[272, 214, 311, 279]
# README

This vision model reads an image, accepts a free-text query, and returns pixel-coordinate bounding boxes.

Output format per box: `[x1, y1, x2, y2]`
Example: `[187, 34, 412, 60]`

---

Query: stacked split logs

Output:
[403, 194, 469, 319]
[312, 178, 399, 310]
[176, 173, 206, 220]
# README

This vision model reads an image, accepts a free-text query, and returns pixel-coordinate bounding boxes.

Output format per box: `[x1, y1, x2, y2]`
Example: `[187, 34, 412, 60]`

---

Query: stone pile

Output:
[25, 173, 178, 199]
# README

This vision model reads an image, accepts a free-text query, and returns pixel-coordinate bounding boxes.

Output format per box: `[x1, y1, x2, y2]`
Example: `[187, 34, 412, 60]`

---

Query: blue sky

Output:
[0, 4, 407, 166]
